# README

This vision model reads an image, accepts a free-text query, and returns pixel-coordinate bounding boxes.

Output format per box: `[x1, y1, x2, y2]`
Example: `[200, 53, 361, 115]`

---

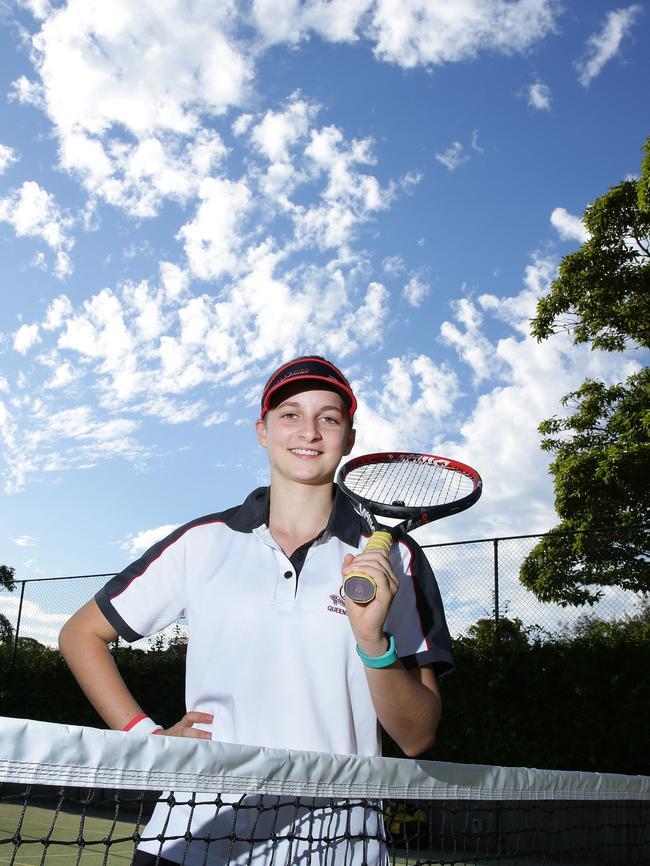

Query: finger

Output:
[181, 711, 214, 726]
[343, 557, 398, 589]
[159, 728, 212, 740]
[343, 550, 392, 571]
[181, 727, 212, 740]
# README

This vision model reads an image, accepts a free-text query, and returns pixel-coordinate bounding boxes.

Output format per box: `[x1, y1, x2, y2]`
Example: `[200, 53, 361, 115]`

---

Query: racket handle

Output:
[343, 531, 393, 604]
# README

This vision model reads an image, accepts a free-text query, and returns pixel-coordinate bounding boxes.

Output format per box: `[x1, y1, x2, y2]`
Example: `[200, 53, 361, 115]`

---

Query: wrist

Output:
[122, 713, 162, 735]
[356, 633, 398, 669]
[355, 634, 390, 657]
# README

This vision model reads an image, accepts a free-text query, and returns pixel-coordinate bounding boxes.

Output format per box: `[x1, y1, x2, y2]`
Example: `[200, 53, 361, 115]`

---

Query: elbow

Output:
[401, 730, 436, 758]
[58, 618, 72, 657]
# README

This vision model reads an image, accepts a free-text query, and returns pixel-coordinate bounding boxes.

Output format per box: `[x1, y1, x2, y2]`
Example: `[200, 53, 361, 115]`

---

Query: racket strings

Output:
[344, 458, 475, 508]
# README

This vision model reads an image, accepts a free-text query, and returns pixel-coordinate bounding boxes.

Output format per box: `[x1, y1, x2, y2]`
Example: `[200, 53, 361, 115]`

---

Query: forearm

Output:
[59, 621, 143, 730]
[358, 636, 440, 757]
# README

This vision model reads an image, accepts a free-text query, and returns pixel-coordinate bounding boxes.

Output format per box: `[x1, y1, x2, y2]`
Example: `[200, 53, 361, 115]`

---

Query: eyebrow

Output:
[277, 401, 344, 413]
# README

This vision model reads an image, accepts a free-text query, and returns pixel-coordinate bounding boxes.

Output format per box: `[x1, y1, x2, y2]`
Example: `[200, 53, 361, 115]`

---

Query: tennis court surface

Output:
[1, 718, 648, 866]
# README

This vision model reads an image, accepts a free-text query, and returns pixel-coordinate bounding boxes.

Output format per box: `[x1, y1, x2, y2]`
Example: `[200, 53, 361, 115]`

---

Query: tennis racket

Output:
[337, 451, 482, 603]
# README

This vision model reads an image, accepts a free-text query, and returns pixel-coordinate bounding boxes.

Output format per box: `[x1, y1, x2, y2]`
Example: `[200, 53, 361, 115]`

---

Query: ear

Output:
[255, 417, 268, 449]
[343, 426, 356, 457]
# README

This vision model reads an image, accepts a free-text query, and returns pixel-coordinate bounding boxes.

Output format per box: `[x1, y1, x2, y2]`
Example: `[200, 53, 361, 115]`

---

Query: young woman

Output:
[59, 355, 454, 865]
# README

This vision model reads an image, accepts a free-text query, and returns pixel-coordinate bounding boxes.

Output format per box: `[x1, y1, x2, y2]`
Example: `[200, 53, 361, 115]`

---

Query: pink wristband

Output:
[122, 713, 162, 735]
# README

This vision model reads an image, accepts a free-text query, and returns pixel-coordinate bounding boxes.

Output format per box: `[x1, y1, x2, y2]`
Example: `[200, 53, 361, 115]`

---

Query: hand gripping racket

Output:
[337, 452, 482, 603]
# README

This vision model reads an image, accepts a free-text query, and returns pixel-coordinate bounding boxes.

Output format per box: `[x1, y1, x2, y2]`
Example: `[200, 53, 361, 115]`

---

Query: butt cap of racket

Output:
[343, 531, 393, 604]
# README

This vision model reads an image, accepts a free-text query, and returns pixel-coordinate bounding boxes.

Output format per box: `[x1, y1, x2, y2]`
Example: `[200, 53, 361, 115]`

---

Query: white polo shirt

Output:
[96, 486, 454, 865]
[97, 485, 453, 755]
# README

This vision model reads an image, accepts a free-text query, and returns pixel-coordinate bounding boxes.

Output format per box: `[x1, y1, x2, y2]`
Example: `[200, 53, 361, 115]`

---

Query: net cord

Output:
[1, 717, 648, 801]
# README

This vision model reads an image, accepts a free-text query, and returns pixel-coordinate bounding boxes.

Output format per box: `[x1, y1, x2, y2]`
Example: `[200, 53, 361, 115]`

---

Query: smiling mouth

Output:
[290, 449, 321, 457]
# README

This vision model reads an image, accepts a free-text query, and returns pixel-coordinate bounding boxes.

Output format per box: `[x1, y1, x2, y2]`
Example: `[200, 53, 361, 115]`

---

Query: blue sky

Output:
[0, 0, 647, 627]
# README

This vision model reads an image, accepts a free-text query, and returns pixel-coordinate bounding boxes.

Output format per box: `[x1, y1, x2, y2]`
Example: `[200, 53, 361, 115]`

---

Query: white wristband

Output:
[122, 713, 162, 735]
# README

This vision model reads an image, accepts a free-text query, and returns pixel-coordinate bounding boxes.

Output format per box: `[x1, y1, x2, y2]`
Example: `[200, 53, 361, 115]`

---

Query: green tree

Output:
[1, 564, 15, 591]
[522, 137, 650, 606]
[0, 564, 16, 646]
[531, 139, 649, 351]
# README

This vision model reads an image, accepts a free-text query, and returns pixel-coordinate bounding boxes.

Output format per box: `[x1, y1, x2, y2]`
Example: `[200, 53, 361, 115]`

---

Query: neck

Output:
[267, 476, 335, 541]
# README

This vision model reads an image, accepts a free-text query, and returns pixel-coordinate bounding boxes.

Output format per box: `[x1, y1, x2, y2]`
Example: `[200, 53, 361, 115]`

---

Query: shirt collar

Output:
[225, 484, 364, 546]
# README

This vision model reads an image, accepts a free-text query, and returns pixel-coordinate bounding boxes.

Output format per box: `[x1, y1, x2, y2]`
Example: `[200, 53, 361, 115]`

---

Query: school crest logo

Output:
[327, 593, 347, 616]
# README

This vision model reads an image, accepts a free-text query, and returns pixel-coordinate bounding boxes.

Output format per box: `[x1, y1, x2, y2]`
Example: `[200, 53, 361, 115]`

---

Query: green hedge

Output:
[1, 609, 648, 775]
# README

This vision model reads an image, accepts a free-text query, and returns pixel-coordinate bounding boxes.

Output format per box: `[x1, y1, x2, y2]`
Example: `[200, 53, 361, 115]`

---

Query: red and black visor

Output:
[260, 356, 357, 418]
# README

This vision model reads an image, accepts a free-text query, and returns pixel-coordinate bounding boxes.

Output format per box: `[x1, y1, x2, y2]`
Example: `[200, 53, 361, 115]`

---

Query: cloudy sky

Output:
[1, 0, 647, 602]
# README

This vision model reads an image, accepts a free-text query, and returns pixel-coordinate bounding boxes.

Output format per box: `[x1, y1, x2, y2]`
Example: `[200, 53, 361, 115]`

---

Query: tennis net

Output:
[1, 717, 648, 866]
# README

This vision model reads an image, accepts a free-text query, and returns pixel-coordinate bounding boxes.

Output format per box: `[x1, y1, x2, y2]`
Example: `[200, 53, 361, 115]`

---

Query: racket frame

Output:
[337, 451, 482, 603]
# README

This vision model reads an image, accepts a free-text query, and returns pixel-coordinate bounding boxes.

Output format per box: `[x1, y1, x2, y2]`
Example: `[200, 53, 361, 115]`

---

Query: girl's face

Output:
[255, 386, 355, 486]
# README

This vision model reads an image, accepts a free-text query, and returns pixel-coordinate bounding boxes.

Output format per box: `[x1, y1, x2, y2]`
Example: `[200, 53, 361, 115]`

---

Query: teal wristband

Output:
[356, 633, 398, 668]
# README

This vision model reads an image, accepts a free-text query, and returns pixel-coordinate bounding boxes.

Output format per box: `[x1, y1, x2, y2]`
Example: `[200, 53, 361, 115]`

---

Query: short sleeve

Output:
[384, 537, 455, 677]
[95, 525, 188, 642]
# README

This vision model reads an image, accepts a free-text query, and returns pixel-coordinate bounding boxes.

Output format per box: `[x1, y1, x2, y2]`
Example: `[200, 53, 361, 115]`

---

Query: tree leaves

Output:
[0, 565, 15, 592]
[523, 136, 650, 606]
[531, 139, 650, 352]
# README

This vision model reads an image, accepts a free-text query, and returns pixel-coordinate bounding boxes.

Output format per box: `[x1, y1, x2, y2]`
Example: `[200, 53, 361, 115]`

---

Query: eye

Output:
[281, 412, 298, 421]
[320, 415, 340, 425]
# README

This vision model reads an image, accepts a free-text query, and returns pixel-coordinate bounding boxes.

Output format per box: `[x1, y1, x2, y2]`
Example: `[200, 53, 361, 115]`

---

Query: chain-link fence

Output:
[0, 573, 187, 662]
[423, 530, 646, 638]
[1, 528, 647, 661]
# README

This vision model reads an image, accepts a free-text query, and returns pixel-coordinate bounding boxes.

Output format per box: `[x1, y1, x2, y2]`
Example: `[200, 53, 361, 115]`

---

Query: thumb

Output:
[342, 553, 354, 568]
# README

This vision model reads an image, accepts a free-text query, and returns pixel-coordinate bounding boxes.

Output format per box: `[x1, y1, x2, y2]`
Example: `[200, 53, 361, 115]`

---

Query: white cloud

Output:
[550, 207, 589, 243]
[403, 274, 430, 307]
[9, 75, 45, 107]
[1, 256, 401, 492]
[0, 144, 19, 174]
[251, 0, 370, 45]
[399, 170, 422, 193]
[297, 125, 394, 251]
[159, 262, 188, 302]
[440, 297, 501, 383]
[471, 130, 484, 153]
[7, 0, 560, 235]
[28, 1, 251, 136]
[45, 362, 76, 390]
[251, 96, 314, 164]
[0, 181, 74, 276]
[10, 535, 37, 547]
[203, 411, 228, 427]
[366, 0, 559, 68]
[576, 5, 642, 88]
[178, 177, 252, 280]
[382, 255, 406, 277]
[0, 392, 150, 495]
[17, 2, 244, 217]
[435, 142, 469, 172]
[232, 113, 254, 137]
[13, 324, 41, 355]
[142, 397, 207, 425]
[17, 0, 52, 20]
[435, 257, 638, 539]
[339, 252, 640, 546]
[352, 354, 460, 457]
[528, 81, 552, 110]
[249, 0, 559, 66]
[120, 524, 180, 558]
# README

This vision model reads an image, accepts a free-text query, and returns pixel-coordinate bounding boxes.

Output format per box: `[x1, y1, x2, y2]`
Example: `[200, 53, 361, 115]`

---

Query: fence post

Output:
[11, 581, 26, 666]
[493, 539, 499, 625]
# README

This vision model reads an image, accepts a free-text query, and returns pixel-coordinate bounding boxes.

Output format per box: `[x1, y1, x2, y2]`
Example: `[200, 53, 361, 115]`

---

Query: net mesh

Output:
[1, 718, 649, 866]
[341, 457, 476, 510]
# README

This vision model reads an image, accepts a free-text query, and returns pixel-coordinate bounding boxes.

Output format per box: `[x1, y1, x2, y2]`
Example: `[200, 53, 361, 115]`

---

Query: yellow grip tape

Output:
[362, 530, 393, 555]
[343, 531, 395, 602]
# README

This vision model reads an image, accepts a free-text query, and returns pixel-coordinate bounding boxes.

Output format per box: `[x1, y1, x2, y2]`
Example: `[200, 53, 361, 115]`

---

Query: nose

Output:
[299, 416, 322, 441]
